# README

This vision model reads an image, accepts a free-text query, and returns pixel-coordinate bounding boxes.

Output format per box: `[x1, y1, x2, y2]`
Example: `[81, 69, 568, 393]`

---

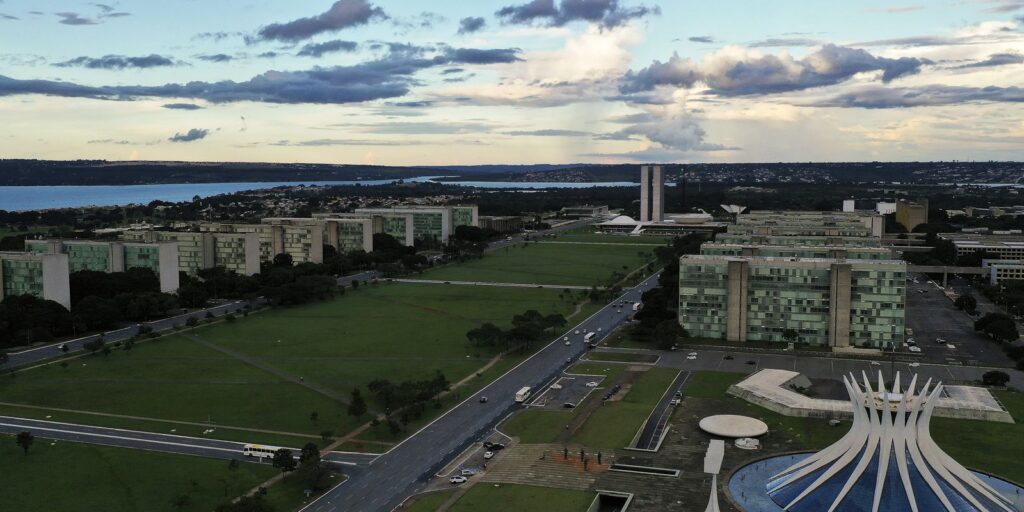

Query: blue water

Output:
[0, 177, 643, 211]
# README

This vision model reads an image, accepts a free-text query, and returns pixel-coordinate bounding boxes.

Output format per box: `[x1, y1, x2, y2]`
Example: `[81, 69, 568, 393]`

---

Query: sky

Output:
[0, 0, 1023, 165]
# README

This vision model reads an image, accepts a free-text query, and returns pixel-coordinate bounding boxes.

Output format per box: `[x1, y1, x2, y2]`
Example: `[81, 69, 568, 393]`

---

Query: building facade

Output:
[122, 231, 261, 276]
[678, 255, 906, 348]
[640, 165, 665, 222]
[560, 205, 609, 219]
[479, 215, 524, 233]
[0, 251, 71, 309]
[715, 234, 883, 248]
[199, 223, 323, 264]
[24, 239, 179, 293]
[700, 243, 894, 260]
[939, 233, 1024, 260]
[314, 205, 478, 246]
[895, 198, 929, 232]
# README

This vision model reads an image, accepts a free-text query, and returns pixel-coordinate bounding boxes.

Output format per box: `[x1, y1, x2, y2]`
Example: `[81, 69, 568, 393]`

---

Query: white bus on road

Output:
[583, 332, 597, 344]
[243, 444, 282, 459]
[515, 386, 532, 403]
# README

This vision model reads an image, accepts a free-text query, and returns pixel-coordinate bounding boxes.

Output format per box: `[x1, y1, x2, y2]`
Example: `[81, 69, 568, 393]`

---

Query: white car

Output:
[909, 362, 921, 367]
[575, 330, 580, 335]
[908, 346, 922, 353]
[670, 398, 681, 405]
[870, 361, 881, 366]
[686, 355, 697, 360]
[550, 383, 562, 390]
[564, 336, 569, 341]
[586, 381, 599, 387]
[450, 476, 467, 484]
[688, 352, 698, 356]
[483, 451, 494, 460]
[565, 340, 571, 346]
[597, 327, 602, 332]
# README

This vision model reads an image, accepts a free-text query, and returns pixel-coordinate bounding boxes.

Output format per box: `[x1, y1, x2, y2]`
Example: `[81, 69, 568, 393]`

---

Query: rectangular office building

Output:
[262, 217, 374, 254]
[123, 231, 261, 276]
[715, 233, 883, 248]
[314, 205, 478, 246]
[678, 255, 906, 349]
[938, 233, 1024, 260]
[700, 243, 894, 260]
[199, 223, 323, 264]
[24, 239, 179, 293]
[0, 251, 71, 309]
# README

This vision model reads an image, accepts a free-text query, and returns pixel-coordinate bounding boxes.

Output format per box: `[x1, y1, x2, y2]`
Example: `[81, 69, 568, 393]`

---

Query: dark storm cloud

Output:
[297, 40, 359, 57]
[197, 54, 234, 63]
[56, 12, 97, 25]
[162, 103, 203, 110]
[54, 54, 175, 70]
[496, 0, 658, 28]
[0, 46, 522, 105]
[619, 44, 929, 96]
[688, 36, 714, 43]
[254, 0, 387, 42]
[954, 52, 1024, 69]
[814, 85, 1024, 108]
[441, 67, 464, 74]
[458, 16, 486, 34]
[168, 128, 209, 142]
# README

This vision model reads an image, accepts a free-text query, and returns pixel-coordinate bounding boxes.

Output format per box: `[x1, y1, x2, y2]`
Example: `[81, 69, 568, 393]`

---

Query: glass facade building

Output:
[0, 251, 71, 308]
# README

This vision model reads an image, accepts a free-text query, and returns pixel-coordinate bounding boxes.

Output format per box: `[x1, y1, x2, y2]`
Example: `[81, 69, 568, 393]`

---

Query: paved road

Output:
[634, 370, 690, 450]
[0, 415, 378, 467]
[298, 273, 662, 512]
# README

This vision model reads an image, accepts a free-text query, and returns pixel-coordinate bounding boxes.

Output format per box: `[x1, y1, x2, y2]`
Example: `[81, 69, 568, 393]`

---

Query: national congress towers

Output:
[640, 165, 665, 223]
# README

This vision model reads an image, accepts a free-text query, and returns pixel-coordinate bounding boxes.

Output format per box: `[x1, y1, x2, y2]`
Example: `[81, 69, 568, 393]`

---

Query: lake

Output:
[0, 178, 642, 211]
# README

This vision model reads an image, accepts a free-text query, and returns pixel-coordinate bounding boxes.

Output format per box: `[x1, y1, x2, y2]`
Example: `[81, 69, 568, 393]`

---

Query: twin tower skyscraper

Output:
[640, 165, 665, 223]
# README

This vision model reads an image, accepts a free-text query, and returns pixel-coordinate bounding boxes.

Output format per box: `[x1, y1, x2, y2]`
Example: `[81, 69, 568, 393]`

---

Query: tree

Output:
[272, 253, 294, 267]
[82, 337, 106, 354]
[348, 388, 368, 419]
[653, 320, 684, 350]
[954, 294, 978, 313]
[544, 313, 567, 333]
[975, 313, 1019, 342]
[782, 329, 800, 344]
[271, 448, 296, 472]
[16, 431, 33, 455]
[72, 296, 122, 331]
[982, 370, 1010, 387]
[177, 284, 210, 309]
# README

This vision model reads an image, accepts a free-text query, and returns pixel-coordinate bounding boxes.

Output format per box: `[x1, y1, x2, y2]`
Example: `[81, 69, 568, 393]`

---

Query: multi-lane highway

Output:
[0, 415, 378, 466]
[298, 273, 661, 512]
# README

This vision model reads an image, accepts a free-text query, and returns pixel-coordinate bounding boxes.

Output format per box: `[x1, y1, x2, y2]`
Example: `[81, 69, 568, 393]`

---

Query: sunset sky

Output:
[1, 0, 1023, 165]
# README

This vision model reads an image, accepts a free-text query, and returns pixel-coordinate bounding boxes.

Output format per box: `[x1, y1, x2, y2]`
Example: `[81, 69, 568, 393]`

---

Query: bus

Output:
[632, 302, 642, 312]
[515, 386, 532, 403]
[583, 332, 597, 343]
[243, 444, 282, 459]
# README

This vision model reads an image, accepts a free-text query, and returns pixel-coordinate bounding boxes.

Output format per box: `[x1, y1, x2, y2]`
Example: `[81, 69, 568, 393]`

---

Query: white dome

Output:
[607, 215, 637, 225]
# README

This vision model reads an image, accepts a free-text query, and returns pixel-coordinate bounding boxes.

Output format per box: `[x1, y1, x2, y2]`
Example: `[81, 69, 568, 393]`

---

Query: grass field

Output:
[1, 283, 584, 446]
[423, 241, 654, 286]
[447, 484, 593, 512]
[0, 436, 274, 512]
[548, 227, 673, 246]
[401, 490, 456, 512]
[571, 367, 678, 449]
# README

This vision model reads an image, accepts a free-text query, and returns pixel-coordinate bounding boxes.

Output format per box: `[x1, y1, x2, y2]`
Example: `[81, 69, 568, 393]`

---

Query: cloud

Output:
[620, 116, 727, 151]
[496, 0, 658, 29]
[254, 0, 387, 42]
[257, 51, 279, 58]
[56, 12, 97, 25]
[748, 38, 823, 47]
[1, 13, 18, 20]
[441, 67, 464, 75]
[87, 138, 131, 144]
[868, 5, 925, 13]
[503, 129, 590, 136]
[0, 45, 522, 105]
[297, 40, 358, 57]
[331, 120, 493, 134]
[619, 44, 929, 96]
[269, 138, 429, 146]
[688, 36, 714, 43]
[168, 128, 209, 142]
[196, 54, 233, 63]
[458, 16, 486, 34]
[814, 84, 1024, 108]
[162, 103, 203, 110]
[54, 54, 175, 70]
[954, 52, 1024, 69]
[194, 31, 242, 42]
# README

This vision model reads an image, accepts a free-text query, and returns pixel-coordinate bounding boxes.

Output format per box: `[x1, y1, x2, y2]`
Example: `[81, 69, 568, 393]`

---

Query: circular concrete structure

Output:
[699, 415, 769, 438]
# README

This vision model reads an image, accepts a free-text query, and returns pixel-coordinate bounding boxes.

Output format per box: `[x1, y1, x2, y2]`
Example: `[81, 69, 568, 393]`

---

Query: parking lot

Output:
[529, 374, 605, 410]
[905, 273, 1012, 367]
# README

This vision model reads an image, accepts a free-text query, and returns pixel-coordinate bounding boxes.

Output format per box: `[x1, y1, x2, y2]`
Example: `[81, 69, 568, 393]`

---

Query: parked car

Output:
[688, 352, 698, 356]
[586, 381, 599, 387]
[483, 451, 494, 459]
[909, 362, 921, 368]
[479, 396, 488, 403]
[686, 355, 697, 360]
[489, 443, 505, 451]
[460, 469, 475, 476]
[870, 361, 881, 366]
[724, 355, 734, 360]
[450, 476, 467, 484]
[745, 360, 756, 365]
[563, 402, 576, 409]
[909, 346, 922, 353]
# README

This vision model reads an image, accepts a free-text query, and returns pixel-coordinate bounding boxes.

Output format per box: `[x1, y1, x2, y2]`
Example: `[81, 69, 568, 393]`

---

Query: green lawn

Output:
[0, 335, 351, 440]
[423, 241, 654, 286]
[548, 227, 673, 245]
[402, 490, 456, 512]
[0, 436, 274, 512]
[447, 484, 593, 512]
[571, 367, 678, 449]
